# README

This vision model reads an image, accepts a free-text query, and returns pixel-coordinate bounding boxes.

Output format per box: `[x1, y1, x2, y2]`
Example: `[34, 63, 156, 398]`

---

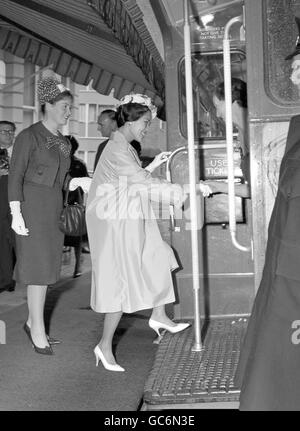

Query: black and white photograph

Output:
[1, 0, 300, 417]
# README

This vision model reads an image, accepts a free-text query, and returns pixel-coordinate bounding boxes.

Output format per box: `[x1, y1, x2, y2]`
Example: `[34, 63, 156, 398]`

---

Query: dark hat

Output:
[285, 16, 300, 60]
[37, 77, 70, 104]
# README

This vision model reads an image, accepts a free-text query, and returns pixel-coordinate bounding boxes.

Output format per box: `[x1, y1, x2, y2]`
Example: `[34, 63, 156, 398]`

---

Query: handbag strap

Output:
[64, 179, 71, 206]
[63, 178, 84, 206]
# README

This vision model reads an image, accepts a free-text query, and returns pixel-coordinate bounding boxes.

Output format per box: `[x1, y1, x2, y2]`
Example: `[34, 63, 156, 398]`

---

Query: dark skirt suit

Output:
[0, 174, 15, 289]
[8, 122, 70, 285]
[235, 117, 300, 410]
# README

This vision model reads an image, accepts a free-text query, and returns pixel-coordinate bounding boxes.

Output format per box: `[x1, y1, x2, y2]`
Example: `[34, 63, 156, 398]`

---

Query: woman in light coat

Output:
[86, 94, 198, 371]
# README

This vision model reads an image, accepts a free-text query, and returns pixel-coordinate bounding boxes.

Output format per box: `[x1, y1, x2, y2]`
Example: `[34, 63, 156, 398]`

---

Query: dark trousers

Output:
[0, 216, 16, 290]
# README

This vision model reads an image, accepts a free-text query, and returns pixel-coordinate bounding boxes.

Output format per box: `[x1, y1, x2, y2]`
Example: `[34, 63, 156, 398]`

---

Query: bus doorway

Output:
[152, 0, 255, 321]
[172, 50, 254, 320]
[143, 0, 253, 410]
[143, 0, 300, 410]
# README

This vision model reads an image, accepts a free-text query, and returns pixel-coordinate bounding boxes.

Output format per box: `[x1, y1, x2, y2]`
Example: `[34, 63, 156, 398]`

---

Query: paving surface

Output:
[0, 251, 157, 411]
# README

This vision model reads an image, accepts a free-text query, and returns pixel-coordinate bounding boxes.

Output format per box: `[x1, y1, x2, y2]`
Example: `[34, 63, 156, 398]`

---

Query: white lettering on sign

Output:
[206, 167, 228, 176]
[209, 159, 228, 168]
[199, 27, 224, 40]
[205, 158, 228, 177]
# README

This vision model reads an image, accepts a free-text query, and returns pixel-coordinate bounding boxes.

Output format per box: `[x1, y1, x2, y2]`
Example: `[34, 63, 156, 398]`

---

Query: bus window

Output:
[178, 51, 246, 139]
[264, 0, 300, 105]
[178, 51, 248, 225]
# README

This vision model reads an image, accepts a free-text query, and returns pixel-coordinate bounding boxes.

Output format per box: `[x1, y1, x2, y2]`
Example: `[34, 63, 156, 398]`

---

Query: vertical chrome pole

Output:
[183, 0, 202, 351]
[223, 16, 250, 252]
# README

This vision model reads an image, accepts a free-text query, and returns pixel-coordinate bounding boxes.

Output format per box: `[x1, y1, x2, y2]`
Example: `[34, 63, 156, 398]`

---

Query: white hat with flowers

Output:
[116, 93, 157, 119]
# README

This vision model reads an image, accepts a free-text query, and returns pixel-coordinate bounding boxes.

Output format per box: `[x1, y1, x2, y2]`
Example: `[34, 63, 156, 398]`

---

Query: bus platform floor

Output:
[142, 316, 248, 410]
[0, 251, 158, 411]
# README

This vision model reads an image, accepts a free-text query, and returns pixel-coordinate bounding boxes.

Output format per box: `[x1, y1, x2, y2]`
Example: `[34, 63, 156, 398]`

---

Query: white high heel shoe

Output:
[148, 319, 191, 337]
[93, 345, 125, 372]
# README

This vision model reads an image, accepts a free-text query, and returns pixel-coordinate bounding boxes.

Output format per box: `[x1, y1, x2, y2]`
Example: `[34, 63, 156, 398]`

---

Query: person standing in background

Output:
[0, 121, 16, 293]
[64, 135, 89, 278]
[93, 110, 117, 170]
[204, 78, 250, 199]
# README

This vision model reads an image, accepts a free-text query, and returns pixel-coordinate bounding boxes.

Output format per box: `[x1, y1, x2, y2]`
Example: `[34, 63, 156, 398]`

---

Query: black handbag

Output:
[59, 186, 87, 237]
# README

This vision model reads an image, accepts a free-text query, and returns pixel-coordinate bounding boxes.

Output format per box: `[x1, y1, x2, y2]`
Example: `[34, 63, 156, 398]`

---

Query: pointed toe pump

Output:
[24, 323, 61, 345]
[148, 319, 191, 338]
[94, 345, 125, 372]
[23, 323, 53, 355]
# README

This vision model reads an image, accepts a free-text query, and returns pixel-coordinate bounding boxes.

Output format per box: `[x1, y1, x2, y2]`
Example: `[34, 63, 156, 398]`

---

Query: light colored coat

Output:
[86, 130, 182, 313]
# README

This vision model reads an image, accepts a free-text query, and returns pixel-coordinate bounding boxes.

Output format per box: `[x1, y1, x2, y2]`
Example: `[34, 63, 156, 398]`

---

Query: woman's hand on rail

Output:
[0, 167, 9, 176]
[199, 181, 213, 197]
[181, 182, 212, 201]
[69, 177, 92, 193]
[145, 151, 171, 173]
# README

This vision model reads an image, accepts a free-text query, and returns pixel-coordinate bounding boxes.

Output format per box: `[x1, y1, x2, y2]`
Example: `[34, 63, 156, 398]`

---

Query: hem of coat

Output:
[13, 276, 60, 286]
[90, 298, 175, 314]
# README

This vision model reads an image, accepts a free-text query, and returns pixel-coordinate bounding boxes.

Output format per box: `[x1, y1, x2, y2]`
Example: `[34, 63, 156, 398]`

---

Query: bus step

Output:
[142, 316, 248, 410]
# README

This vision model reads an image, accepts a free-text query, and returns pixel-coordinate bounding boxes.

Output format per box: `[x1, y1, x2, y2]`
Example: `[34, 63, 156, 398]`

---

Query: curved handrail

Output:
[166, 143, 228, 230]
[166, 146, 186, 231]
[223, 16, 251, 252]
[166, 139, 252, 252]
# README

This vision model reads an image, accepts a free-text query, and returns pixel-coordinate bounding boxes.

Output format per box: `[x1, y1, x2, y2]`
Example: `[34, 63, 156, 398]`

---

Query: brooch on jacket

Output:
[45, 136, 71, 158]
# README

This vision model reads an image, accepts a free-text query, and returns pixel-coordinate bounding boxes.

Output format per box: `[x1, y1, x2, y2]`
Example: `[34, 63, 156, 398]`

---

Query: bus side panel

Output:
[249, 121, 289, 291]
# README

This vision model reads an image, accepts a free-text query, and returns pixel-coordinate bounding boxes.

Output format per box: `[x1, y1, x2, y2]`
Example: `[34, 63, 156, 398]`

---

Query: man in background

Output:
[0, 121, 16, 292]
[93, 110, 117, 170]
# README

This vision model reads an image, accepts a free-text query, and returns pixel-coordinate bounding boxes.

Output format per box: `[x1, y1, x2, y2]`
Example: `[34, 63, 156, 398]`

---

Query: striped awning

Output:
[0, 0, 165, 114]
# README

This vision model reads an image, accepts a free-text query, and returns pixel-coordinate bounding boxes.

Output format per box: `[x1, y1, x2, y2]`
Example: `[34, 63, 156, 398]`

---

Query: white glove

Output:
[11, 212, 29, 236]
[146, 151, 171, 173]
[183, 182, 212, 199]
[0, 168, 9, 176]
[69, 177, 92, 193]
[153, 151, 171, 167]
[199, 181, 212, 197]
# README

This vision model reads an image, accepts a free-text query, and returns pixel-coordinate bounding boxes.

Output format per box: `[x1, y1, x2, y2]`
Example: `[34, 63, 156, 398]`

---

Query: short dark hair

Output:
[215, 78, 247, 108]
[65, 135, 79, 155]
[0, 120, 16, 131]
[116, 103, 150, 127]
[130, 140, 142, 157]
[40, 90, 73, 114]
[99, 109, 117, 122]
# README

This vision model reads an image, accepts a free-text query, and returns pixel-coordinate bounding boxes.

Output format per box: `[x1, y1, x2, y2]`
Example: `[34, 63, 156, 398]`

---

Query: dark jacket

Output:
[284, 114, 300, 155]
[8, 122, 71, 202]
[94, 139, 109, 171]
[67, 156, 89, 205]
[0, 174, 9, 219]
[236, 116, 300, 410]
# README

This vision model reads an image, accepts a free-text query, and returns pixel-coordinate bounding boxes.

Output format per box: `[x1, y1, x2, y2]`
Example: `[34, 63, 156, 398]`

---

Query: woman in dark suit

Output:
[8, 77, 90, 355]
